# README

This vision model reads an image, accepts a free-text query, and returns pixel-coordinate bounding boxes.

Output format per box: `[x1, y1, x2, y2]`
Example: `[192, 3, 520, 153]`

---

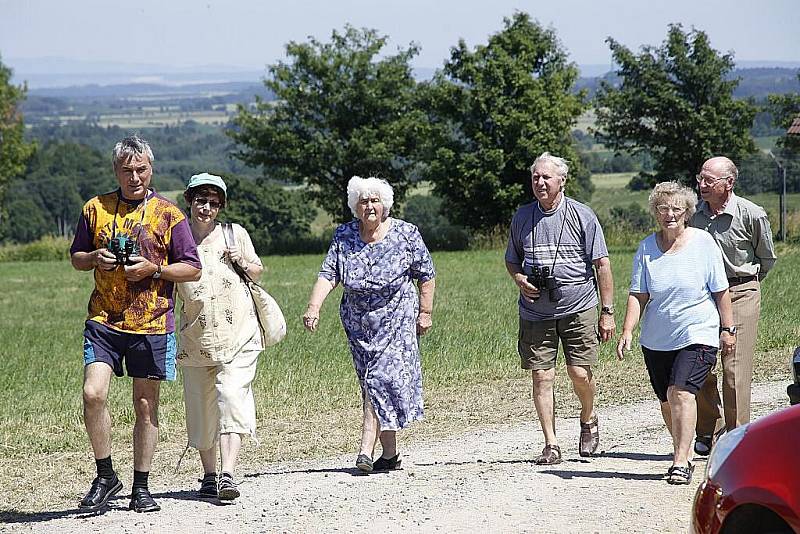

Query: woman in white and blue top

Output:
[617, 181, 735, 486]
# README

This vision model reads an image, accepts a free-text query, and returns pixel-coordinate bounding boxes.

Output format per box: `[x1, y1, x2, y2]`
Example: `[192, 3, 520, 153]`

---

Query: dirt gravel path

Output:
[2, 381, 789, 534]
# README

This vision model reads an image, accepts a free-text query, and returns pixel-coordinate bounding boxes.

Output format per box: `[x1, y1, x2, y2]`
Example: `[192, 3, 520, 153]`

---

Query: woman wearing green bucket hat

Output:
[176, 173, 264, 501]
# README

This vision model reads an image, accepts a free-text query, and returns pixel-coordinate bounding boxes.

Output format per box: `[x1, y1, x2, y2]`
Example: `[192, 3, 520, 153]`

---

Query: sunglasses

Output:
[193, 197, 221, 209]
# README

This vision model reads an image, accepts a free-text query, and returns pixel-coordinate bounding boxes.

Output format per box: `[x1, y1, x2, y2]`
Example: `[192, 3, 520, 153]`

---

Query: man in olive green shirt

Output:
[690, 156, 777, 454]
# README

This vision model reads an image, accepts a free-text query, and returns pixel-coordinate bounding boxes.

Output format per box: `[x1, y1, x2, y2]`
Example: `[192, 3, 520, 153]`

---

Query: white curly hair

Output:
[346, 176, 394, 220]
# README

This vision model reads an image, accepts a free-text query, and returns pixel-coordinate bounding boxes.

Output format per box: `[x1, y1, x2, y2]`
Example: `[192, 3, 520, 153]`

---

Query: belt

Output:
[728, 275, 757, 286]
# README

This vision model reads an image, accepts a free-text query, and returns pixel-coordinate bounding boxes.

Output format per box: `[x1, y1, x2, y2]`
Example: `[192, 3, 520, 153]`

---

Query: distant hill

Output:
[575, 67, 799, 99]
[28, 81, 273, 100]
[731, 68, 800, 98]
[7, 56, 266, 89]
[17, 63, 798, 125]
[21, 81, 275, 123]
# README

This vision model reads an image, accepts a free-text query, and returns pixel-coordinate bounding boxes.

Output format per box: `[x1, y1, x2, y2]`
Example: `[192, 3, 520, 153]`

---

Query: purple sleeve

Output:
[409, 226, 435, 282]
[168, 218, 201, 269]
[69, 213, 94, 255]
[319, 235, 340, 283]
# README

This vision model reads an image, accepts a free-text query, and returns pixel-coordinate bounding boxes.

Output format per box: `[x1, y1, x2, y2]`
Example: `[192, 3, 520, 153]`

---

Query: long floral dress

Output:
[319, 218, 435, 430]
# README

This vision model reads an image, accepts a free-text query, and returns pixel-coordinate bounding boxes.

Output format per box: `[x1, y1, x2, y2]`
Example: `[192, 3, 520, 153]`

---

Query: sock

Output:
[95, 456, 114, 479]
[132, 470, 149, 491]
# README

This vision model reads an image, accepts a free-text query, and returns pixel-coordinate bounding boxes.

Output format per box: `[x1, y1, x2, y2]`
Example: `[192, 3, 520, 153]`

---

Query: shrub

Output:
[0, 235, 71, 262]
[217, 175, 316, 255]
[600, 202, 654, 247]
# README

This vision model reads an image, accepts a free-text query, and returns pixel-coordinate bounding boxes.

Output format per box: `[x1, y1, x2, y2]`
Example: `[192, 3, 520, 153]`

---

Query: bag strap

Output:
[221, 222, 257, 285]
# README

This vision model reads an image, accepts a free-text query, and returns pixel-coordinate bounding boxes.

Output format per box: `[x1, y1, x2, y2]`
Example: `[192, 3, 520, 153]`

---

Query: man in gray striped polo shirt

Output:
[506, 152, 616, 465]
[690, 156, 777, 455]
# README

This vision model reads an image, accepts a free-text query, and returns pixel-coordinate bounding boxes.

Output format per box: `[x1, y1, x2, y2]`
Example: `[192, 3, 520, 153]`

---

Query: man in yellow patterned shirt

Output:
[70, 135, 201, 513]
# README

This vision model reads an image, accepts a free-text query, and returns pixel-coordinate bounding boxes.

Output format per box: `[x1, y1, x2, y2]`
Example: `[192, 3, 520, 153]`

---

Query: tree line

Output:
[2, 14, 800, 250]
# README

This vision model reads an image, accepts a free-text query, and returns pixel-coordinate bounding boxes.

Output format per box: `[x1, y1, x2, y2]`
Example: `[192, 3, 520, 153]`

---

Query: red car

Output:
[691, 403, 800, 533]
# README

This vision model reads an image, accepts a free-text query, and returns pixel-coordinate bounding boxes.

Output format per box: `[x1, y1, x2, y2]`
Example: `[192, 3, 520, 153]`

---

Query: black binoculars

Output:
[527, 265, 561, 301]
[107, 235, 140, 266]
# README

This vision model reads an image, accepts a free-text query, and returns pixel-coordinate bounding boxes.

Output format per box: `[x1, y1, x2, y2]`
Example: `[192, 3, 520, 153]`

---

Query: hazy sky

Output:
[1, 0, 798, 71]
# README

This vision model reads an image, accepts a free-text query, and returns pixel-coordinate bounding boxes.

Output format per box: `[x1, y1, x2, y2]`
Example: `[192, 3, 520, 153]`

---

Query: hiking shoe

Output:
[373, 454, 402, 471]
[217, 472, 240, 501]
[694, 435, 713, 457]
[197, 473, 217, 499]
[355, 454, 373, 472]
[129, 487, 160, 513]
[79, 474, 123, 511]
[579, 415, 600, 457]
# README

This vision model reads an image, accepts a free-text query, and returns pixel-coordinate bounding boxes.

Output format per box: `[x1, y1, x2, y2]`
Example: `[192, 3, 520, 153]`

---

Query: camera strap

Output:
[531, 196, 569, 273]
[111, 190, 149, 241]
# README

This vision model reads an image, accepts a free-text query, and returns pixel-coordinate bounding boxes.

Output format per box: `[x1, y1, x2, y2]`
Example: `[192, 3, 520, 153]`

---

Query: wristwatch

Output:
[153, 263, 163, 279]
[601, 305, 614, 315]
[720, 326, 737, 335]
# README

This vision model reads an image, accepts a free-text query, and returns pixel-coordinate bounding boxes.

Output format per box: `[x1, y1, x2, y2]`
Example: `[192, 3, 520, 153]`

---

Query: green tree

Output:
[3, 142, 112, 241]
[768, 73, 800, 152]
[3, 197, 50, 242]
[216, 175, 316, 254]
[419, 12, 590, 231]
[0, 55, 36, 234]
[229, 26, 426, 222]
[594, 24, 757, 188]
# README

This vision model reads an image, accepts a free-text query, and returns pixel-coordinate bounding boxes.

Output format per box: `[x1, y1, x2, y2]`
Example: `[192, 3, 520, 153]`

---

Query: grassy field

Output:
[1, 241, 799, 513]
[39, 109, 233, 129]
[2, 173, 799, 513]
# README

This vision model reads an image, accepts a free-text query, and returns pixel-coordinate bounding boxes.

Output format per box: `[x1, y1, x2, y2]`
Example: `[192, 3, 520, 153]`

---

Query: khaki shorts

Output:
[182, 334, 262, 450]
[518, 307, 600, 370]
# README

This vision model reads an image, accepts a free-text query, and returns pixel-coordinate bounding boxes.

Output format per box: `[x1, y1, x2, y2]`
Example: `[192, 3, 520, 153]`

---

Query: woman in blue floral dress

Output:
[303, 176, 436, 473]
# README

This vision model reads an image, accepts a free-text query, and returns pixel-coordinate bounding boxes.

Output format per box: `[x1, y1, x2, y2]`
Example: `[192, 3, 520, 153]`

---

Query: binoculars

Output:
[527, 265, 561, 301]
[107, 235, 140, 266]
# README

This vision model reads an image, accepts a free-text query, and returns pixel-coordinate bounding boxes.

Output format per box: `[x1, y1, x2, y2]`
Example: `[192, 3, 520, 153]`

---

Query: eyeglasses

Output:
[193, 197, 221, 209]
[656, 205, 687, 215]
[695, 174, 732, 186]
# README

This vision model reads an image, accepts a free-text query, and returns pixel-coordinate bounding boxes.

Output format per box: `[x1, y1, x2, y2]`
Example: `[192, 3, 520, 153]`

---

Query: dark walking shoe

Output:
[79, 474, 123, 511]
[197, 473, 218, 499]
[534, 444, 562, 465]
[694, 435, 713, 457]
[129, 487, 160, 513]
[355, 454, 373, 472]
[373, 454, 402, 471]
[579, 415, 600, 457]
[217, 472, 240, 501]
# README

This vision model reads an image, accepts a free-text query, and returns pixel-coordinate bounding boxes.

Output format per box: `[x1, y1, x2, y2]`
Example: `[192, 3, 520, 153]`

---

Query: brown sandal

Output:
[534, 444, 562, 465]
[579, 415, 600, 457]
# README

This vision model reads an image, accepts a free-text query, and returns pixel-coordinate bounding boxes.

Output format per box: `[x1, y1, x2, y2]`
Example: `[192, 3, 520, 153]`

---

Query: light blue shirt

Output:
[630, 229, 728, 351]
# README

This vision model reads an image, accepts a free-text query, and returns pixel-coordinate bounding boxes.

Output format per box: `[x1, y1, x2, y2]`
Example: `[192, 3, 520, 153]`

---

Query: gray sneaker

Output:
[217, 472, 240, 501]
[355, 454, 373, 472]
